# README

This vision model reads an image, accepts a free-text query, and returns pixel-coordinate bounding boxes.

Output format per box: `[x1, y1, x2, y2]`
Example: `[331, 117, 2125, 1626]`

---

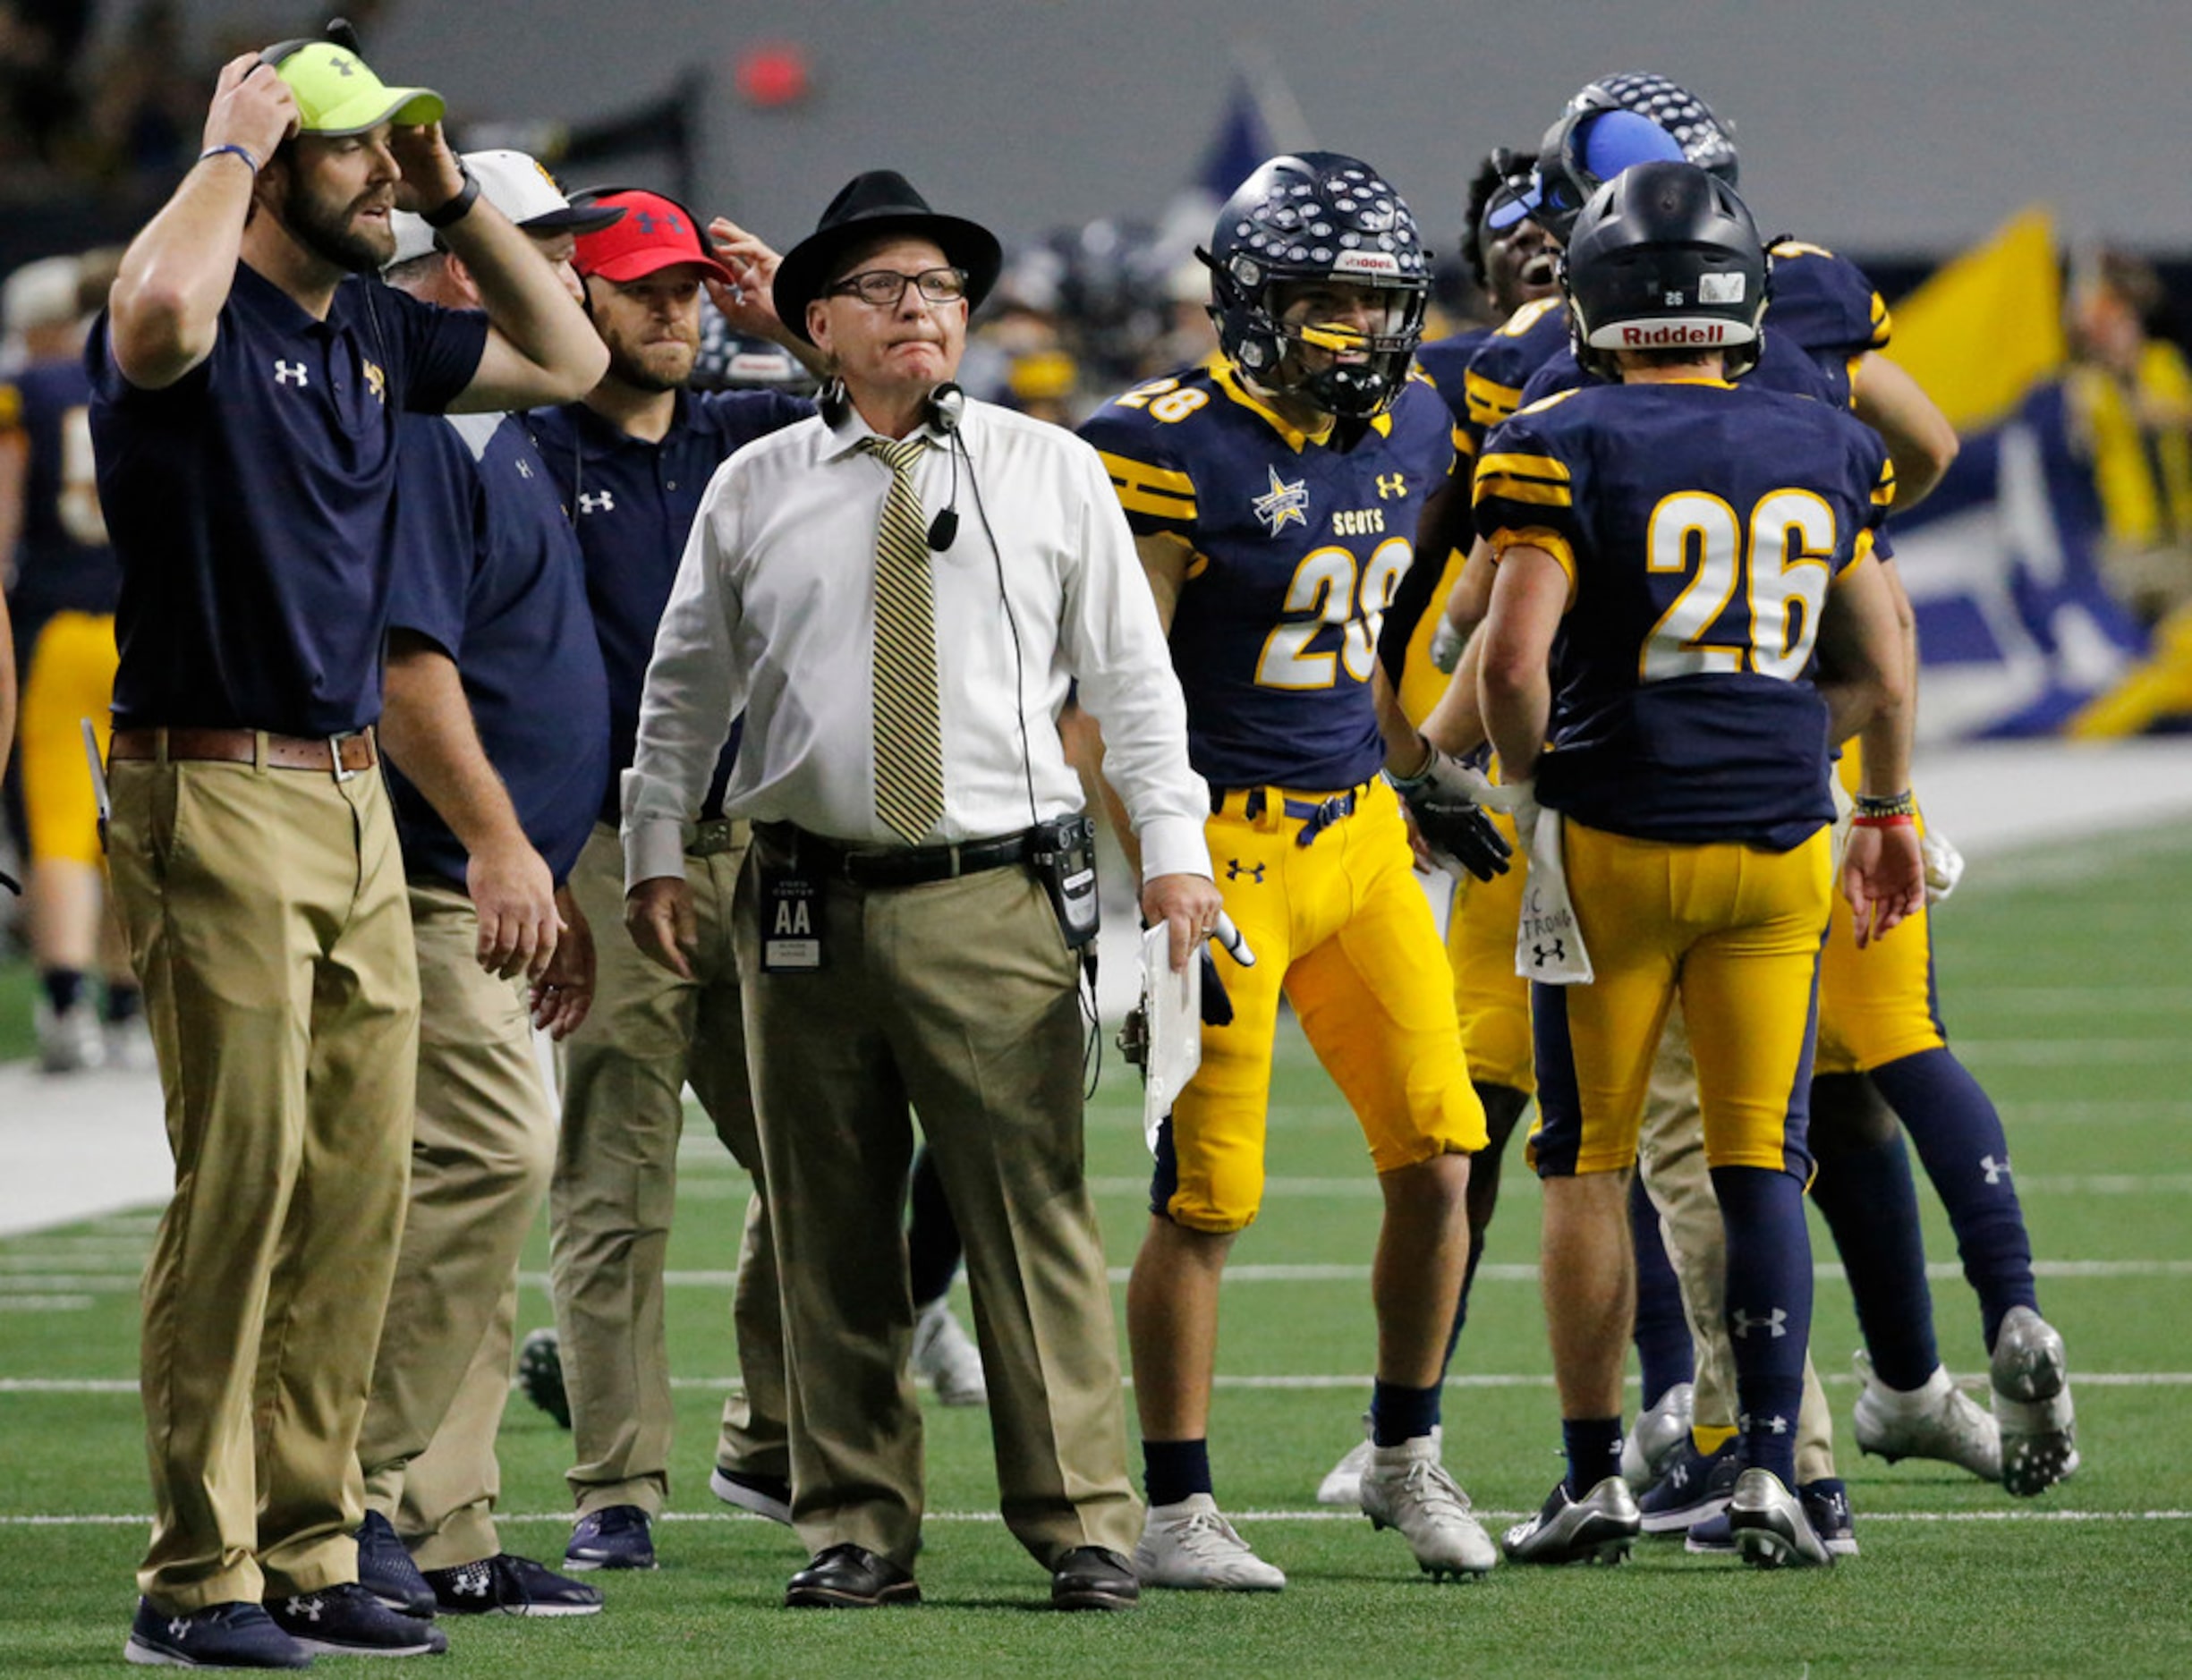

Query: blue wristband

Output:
[198, 142, 261, 174]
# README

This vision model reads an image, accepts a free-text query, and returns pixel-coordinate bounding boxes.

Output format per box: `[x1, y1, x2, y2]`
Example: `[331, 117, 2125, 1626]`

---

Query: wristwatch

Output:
[421, 162, 480, 230]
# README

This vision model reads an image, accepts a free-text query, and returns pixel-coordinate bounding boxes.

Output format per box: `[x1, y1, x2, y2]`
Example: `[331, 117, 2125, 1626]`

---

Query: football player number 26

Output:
[1644, 489, 1834, 683]
[1257, 539, 1412, 689]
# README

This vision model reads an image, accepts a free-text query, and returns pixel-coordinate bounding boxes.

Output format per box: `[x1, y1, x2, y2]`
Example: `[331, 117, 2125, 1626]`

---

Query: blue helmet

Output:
[1202, 151, 1430, 418]
[1489, 106, 1689, 245]
[1568, 72, 1740, 186]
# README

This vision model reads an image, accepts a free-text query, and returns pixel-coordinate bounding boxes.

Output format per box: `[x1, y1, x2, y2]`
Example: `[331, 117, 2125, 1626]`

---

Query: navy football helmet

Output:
[1568, 72, 1740, 186]
[1202, 152, 1430, 418]
[1560, 161, 1770, 379]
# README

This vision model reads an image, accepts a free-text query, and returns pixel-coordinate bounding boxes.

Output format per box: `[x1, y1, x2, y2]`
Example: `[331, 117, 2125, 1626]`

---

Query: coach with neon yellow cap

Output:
[91, 23, 607, 1669]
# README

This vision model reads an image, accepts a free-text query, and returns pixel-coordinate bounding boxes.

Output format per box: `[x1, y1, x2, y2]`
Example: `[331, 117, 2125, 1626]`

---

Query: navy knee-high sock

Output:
[1443, 1082, 1530, 1366]
[1870, 1048, 2039, 1351]
[1810, 1130, 1941, 1390]
[1711, 1165, 1812, 1488]
[1628, 1173, 1695, 1406]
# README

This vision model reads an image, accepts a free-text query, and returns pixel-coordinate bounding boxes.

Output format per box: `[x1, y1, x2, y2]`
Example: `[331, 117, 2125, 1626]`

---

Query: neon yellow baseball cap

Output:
[264, 39, 444, 136]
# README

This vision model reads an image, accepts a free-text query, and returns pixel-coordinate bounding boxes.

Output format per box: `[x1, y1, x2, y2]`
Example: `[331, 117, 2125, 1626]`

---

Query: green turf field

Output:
[4, 828, 2189, 1676]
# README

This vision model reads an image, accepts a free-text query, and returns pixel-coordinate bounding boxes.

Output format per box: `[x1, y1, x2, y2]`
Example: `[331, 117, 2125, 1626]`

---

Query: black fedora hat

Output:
[773, 170, 1003, 344]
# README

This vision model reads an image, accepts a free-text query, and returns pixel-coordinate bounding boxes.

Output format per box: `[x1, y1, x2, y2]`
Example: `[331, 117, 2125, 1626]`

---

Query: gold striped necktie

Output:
[857, 435, 946, 844]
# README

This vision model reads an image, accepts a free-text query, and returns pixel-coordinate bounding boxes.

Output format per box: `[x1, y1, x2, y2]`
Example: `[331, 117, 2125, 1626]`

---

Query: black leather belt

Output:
[769, 824, 1036, 889]
[684, 817, 745, 859]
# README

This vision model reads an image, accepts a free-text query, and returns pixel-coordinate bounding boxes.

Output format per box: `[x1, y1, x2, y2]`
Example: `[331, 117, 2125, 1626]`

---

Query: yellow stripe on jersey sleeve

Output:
[1474, 451, 1574, 509]
[1465, 369, 1525, 429]
[1486, 525, 1579, 604]
[1870, 293, 1892, 349]
[1872, 455, 1897, 509]
[1841, 526, 1877, 577]
[1098, 450, 1197, 522]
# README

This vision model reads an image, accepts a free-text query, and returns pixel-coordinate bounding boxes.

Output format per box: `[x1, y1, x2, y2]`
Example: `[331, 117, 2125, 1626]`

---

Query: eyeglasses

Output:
[826, 267, 969, 307]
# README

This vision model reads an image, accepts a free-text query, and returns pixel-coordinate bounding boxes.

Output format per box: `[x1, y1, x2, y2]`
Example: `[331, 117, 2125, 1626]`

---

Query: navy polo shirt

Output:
[528, 386, 811, 824]
[384, 412, 611, 894]
[87, 261, 489, 736]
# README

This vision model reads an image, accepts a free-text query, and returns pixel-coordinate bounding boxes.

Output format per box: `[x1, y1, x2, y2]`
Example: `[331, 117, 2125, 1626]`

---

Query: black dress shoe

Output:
[785, 1543, 920, 1608]
[1051, 1546, 1139, 1611]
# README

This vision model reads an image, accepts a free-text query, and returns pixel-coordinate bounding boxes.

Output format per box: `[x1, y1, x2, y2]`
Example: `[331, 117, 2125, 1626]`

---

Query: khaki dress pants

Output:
[109, 750, 419, 1609]
[735, 841, 1139, 1571]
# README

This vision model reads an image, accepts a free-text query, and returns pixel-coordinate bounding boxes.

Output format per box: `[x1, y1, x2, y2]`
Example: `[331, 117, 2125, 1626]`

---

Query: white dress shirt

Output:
[622, 395, 1211, 890]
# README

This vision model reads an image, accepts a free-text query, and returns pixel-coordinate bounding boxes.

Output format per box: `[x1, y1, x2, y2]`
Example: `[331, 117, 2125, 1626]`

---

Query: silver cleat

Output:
[1991, 1306, 2078, 1496]
[1728, 1467, 1833, 1569]
[1620, 1380, 1696, 1491]
[1501, 1476, 1639, 1566]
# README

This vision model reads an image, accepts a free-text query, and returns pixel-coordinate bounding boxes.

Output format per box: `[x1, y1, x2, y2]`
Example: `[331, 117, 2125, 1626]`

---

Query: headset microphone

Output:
[926, 382, 965, 550]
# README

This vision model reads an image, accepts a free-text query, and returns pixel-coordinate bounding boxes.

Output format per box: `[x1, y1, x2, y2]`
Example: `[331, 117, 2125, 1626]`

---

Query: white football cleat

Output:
[1991, 1306, 2078, 1496]
[1315, 1417, 1375, 1506]
[1619, 1380, 1695, 1491]
[1851, 1352, 2001, 1481]
[1358, 1434, 1496, 1580]
[1132, 1494, 1286, 1591]
[910, 1294, 987, 1406]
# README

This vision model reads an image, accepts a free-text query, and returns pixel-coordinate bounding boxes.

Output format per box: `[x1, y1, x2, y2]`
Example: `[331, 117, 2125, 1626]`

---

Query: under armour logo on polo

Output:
[1375, 472, 1407, 499]
[1732, 1307, 1787, 1338]
[1533, 940, 1566, 967]
[1981, 1154, 2011, 1184]
[514, 457, 533, 479]
[578, 491, 615, 513]
[1225, 859, 1267, 884]
[285, 1597, 323, 1623]
[274, 361, 309, 387]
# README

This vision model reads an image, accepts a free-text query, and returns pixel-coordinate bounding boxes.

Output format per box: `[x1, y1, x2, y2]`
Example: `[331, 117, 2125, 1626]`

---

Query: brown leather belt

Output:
[109, 726, 378, 778]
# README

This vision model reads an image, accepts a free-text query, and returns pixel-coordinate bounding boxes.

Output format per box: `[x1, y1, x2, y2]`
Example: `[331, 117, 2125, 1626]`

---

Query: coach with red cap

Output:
[528, 188, 817, 1572]
[91, 31, 605, 1667]
[622, 170, 1219, 1612]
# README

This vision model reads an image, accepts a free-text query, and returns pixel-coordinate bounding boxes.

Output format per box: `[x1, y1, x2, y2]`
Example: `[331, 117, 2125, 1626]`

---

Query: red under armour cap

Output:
[573, 190, 736, 286]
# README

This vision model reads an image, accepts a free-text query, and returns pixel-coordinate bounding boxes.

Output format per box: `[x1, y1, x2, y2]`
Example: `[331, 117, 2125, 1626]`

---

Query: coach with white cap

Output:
[622, 169, 1220, 1612]
[341, 150, 621, 1625]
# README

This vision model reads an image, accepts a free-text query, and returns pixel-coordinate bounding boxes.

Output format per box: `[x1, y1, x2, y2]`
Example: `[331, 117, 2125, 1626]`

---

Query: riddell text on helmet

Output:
[1619, 322, 1727, 345]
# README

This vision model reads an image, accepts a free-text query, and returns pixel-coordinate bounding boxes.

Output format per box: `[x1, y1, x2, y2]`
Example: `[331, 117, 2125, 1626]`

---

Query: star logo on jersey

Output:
[1375, 472, 1407, 500]
[273, 360, 309, 388]
[1251, 464, 1310, 535]
[577, 490, 616, 514]
[362, 360, 386, 404]
[1224, 859, 1267, 885]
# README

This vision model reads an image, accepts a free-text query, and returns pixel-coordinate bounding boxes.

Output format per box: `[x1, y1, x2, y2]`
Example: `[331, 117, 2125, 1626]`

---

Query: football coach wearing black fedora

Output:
[621, 171, 1220, 1611]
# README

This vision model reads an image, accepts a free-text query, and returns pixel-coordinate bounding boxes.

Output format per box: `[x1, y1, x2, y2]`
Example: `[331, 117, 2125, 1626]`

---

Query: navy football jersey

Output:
[1475, 379, 1892, 847]
[1459, 296, 1570, 449]
[0, 354, 119, 619]
[1767, 239, 1890, 376]
[1415, 326, 1496, 435]
[1079, 354, 1455, 792]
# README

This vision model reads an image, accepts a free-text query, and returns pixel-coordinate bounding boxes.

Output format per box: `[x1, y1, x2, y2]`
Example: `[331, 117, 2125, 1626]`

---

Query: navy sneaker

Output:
[356, 1511, 437, 1619]
[422, 1553, 604, 1616]
[1637, 1438, 1742, 1533]
[1799, 1478, 1859, 1557]
[1682, 1509, 1736, 1555]
[125, 1599, 311, 1668]
[265, 1583, 448, 1656]
[565, 1505, 656, 1572]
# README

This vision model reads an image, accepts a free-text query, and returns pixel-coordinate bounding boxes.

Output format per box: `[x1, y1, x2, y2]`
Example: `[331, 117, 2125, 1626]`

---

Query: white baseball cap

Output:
[387, 148, 624, 267]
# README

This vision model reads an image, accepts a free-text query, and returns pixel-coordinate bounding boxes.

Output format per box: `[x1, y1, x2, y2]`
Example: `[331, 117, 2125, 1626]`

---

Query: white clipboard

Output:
[1139, 923, 1202, 1153]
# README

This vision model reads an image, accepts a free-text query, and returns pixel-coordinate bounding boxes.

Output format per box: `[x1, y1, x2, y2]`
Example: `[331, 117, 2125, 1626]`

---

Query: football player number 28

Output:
[1643, 489, 1834, 683]
[1257, 538, 1412, 689]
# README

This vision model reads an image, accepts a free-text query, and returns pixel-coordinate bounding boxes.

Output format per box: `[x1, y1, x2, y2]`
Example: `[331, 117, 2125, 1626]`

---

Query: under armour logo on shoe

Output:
[274, 361, 309, 387]
[166, 1617, 190, 1640]
[1732, 1308, 1788, 1339]
[454, 1566, 489, 1598]
[1981, 1154, 2011, 1184]
[285, 1596, 323, 1623]
[577, 491, 615, 514]
[1225, 859, 1267, 884]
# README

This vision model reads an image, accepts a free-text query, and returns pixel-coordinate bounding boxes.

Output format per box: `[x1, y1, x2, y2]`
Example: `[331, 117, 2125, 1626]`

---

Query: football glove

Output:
[1389, 751, 1514, 881]
[1921, 827, 1965, 906]
[1429, 616, 1467, 674]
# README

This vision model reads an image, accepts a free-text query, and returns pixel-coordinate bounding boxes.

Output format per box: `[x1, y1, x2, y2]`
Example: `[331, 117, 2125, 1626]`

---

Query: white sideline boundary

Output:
[4, 1506, 2188, 1528]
